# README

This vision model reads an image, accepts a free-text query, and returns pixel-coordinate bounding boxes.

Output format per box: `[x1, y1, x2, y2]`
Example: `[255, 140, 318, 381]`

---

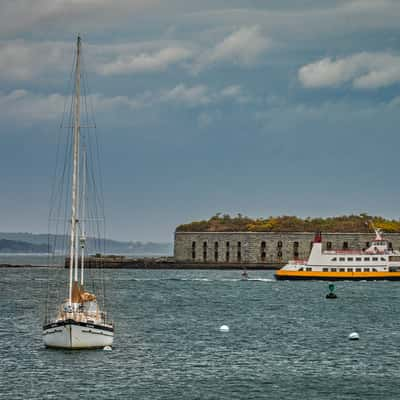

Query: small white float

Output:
[219, 325, 230, 332]
[348, 332, 360, 340]
[103, 345, 113, 351]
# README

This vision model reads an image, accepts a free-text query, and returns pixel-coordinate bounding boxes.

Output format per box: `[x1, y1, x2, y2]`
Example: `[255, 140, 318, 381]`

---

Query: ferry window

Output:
[331, 268, 337, 272]
[339, 257, 345, 262]
[356, 268, 361, 272]
[299, 267, 304, 271]
[192, 241, 196, 249]
[364, 257, 370, 261]
[356, 257, 361, 261]
[326, 241, 332, 250]
[306, 267, 312, 271]
[347, 268, 353, 272]
[322, 268, 328, 272]
[261, 251, 266, 261]
[277, 241, 283, 248]
[293, 241, 299, 249]
[364, 268, 370, 272]
[373, 268, 378, 272]
[339, 268, 345, 272]
[347, 257, 353, 262]
[372, 257, 378, 261]
[343, 242, 349, 250]
[380, 257, 386, 261]
[192, 251, 196, 260]
[331, 257, 337, 261]
[226, 251, 230, 262]
[261, 241, 266, 249]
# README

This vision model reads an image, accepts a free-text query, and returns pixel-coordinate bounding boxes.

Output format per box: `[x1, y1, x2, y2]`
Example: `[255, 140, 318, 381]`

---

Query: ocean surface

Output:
[2, 266, 400, 399]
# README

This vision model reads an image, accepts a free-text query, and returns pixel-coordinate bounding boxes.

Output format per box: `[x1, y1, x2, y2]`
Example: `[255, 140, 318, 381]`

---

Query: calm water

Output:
[1, 268, 400, 399]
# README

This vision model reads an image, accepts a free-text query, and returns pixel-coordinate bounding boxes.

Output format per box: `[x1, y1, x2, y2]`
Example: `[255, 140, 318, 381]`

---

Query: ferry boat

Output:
[275, 229, 400, 280]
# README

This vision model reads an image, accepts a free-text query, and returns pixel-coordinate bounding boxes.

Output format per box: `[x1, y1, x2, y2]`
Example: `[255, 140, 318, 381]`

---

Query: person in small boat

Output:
[241, 270, 249, 280]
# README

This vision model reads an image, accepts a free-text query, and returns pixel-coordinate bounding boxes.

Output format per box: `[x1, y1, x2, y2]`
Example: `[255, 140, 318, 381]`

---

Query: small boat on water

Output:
[241, 270, 249, 280]
[275, 228, 400, 281]
[42, 36, 114, 349]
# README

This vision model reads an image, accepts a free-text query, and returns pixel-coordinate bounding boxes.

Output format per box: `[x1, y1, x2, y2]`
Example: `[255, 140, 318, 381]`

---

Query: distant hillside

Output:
[176, 213, 400, 233]
[0, 233, 172, 255]
[0, 239, 49, 253]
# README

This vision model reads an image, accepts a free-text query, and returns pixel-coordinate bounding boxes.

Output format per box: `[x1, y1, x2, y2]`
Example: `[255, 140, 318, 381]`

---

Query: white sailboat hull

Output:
[43, 320, 114, 349]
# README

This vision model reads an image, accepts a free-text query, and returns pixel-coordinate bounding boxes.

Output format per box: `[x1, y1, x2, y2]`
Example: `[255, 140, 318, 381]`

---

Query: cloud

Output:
[299, 52, 400, 89]
[0, 39, 195, 80]
[96, 47, 192, 75]
[0, 40, 71, 80]
[0, 84, 247, 121]
[0, 0, 160, 36]
[0, 32, 267, 81]
[194, 26, 271, 72]
[159, 84, 211, 106]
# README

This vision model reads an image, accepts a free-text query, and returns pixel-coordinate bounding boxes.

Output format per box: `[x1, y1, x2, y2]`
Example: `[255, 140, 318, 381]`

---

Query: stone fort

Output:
[174, 231, 400, 265]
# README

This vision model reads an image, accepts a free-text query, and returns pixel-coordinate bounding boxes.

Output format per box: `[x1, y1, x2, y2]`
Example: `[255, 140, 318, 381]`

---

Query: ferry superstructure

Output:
[275, 229, 400, 280]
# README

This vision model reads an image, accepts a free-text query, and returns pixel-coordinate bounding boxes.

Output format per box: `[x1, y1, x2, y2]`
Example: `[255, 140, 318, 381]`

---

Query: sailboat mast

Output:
[80, 148, 86, 285]
[69, 35, 81, 303]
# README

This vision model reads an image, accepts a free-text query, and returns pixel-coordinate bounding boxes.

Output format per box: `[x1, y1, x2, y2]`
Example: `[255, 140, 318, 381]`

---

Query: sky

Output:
[1, 0, 400, 242]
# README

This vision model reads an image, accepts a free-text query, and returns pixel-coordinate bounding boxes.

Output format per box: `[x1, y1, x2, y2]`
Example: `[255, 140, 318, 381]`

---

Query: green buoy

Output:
[326, 283, 337, 299]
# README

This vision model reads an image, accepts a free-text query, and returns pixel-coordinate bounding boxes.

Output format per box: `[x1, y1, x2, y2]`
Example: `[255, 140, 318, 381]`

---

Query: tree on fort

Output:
[176, 214, 400, 233]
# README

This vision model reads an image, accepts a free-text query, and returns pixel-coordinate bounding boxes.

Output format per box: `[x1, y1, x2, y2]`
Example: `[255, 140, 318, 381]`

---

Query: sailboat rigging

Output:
[43, 35, 114, 349]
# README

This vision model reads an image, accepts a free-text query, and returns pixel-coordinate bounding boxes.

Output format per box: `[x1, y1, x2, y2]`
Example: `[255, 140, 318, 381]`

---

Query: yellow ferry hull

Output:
[275, 270, 400, 281]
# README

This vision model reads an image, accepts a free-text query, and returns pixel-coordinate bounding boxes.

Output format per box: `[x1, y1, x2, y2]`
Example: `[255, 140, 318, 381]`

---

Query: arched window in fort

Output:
[191, 241, 196, 260]
[294, 251, 299, 259]
[365, 242, 370, 248]
[261, 241, 266, 249]
[214, 242, 218, 250]
[226, 241, 230, 248]
[214, 251, 218, 262]
[326, 241, 332, 250]
[226, 251, 230, 262]
[293, 241, 299, 249]
[261, 251, 266, 261]
[237, 250, 242, 262]
[203, 241, 207, 261]
[277, 250, 282, 259]
[277, 241, 283, 248]
[343, 242, 349, 250]
[389, 242, 393, 249]
[237, 241, 242, 248]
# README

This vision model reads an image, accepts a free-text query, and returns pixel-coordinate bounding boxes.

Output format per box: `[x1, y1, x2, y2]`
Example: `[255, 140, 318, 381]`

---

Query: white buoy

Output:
[219, 325, 230, 332]
[348, 332, 360, 340]
[103, 345, 112, 351]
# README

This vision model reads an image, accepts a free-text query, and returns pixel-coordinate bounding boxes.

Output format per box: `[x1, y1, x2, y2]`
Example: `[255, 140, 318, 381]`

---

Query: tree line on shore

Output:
[176, 213, 400, 233]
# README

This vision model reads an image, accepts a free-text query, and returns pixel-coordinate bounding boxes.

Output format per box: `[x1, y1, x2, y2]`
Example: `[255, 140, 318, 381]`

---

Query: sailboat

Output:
[42, 36, 114, 349]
